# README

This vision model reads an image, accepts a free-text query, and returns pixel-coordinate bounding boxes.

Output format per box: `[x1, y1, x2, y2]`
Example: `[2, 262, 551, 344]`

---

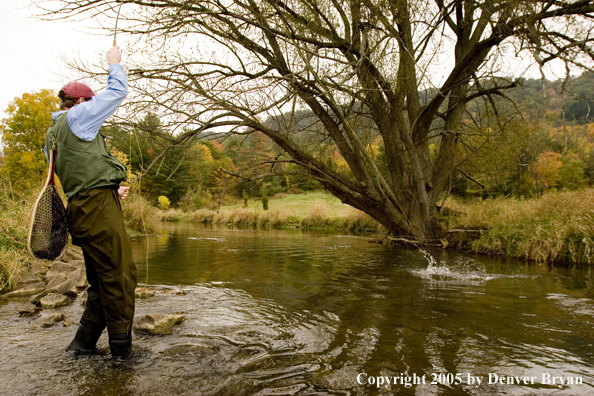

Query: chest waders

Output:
[48, 113, 137, 358]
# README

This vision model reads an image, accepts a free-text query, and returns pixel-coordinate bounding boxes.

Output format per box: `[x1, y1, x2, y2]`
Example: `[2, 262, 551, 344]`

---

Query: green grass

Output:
[221, 190, 355, 218]
[159, 190, 382, 233]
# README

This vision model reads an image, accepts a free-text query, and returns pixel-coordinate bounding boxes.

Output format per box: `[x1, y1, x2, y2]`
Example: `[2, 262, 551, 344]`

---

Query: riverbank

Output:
[444, 189, 594, 264]
[151, 189, 594, 265]
[158, 191, 382, 233]
[0, 192, 42, 293]
[3, 189, 594, 293]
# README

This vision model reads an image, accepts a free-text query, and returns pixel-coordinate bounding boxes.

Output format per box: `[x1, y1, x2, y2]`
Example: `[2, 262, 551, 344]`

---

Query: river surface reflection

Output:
[2, 223, 594, 395]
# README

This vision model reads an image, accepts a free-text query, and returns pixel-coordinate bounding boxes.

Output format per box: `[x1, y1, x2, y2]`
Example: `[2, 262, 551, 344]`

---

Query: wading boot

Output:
[109, 332, 132, 359]
[66, 319, 105, 354]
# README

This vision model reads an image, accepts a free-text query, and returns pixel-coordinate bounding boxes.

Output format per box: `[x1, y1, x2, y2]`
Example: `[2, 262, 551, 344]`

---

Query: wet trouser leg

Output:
[67, 187, 137, 356]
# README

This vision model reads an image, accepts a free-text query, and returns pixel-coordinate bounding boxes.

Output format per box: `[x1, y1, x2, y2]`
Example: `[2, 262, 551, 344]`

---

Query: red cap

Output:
[61, 82, 96, 99]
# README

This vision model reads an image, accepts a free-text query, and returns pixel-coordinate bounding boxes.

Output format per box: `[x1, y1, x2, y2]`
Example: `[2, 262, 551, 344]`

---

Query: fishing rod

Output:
[113, 3, 122, 46]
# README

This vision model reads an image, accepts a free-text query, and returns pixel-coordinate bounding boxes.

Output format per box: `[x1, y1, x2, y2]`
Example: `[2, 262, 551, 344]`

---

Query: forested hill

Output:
[265, 72, 594, 133]
[511, 72, 594, 126]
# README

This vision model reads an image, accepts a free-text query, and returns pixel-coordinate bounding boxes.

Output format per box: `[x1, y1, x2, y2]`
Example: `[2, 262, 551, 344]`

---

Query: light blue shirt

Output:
[45, 64, 127, 159]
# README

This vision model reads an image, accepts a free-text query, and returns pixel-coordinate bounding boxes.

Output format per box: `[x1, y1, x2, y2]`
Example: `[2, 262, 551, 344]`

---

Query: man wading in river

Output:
[45, 45, 137, 359]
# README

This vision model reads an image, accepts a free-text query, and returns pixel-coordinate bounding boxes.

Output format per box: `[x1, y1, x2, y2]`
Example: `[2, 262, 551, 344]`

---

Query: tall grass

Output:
[157, 201, 381, 233]
[220, 208, 258, 227]
[190, 209, 218, 223]
[258, 210, 299, 228]
[301, 205, 334, 228]
[0, 189, 39, 292]
[335, 207, 382, 233]
[445, 190, 594, 264]
[121, 193, 162, 234]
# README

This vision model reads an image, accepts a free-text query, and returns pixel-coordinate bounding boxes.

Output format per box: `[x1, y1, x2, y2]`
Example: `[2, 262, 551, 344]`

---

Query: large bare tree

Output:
[39, 0, 594, 240]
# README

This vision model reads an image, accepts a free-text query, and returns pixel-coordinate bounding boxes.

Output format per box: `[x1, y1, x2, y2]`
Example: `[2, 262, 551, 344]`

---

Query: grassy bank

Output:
[0, 190, 42, 292]
[158, 191, 383, 233]
[444, 189, 594, 264]
[121, 193, 162, 235]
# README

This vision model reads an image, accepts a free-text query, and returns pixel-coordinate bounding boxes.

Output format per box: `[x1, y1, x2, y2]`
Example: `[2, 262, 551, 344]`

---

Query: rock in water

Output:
[45, 270, 82, 295]
[67, 268, 87, 289]
[134, 314, 186, 335]
[40, 293, 69, 309]
[45, 273, 68, 290]
[14, 273, 43, 289]
[135, 287, 156, 299]
[2, 282, 47, 298]
[45, 264, 76, 280]
[60, 248, 84, 263]
[67, 259, 85, 269]
[30, 262, 48, 275]
[38, 313, 65, 328]
[17, 303, 42, 317]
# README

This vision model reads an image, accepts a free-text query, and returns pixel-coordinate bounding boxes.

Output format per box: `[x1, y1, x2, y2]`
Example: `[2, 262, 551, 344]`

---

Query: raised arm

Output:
[67, 46, 128, 141]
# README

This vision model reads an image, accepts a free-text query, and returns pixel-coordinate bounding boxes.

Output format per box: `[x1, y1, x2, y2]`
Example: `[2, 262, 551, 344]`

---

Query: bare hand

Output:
[107, 46, 122, 65]
[118, 186, 130, 200]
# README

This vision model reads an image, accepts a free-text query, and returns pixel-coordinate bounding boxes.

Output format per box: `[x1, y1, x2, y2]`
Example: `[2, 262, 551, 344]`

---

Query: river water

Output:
[1, 223, 594, 395]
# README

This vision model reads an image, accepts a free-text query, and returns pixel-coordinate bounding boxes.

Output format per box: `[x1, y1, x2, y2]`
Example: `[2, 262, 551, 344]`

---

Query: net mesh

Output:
[28, 184, 69, 260]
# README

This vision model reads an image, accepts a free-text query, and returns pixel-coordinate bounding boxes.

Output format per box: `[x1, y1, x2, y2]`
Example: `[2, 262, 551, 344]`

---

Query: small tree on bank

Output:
[0, 90, 59, 192]
[42, 0, 594, 240]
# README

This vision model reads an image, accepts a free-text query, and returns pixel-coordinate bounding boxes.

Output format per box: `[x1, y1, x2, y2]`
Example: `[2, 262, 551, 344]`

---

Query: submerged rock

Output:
[17, 303, 42, 317]
[40, 293, 69, 309]
[134, 314, 186, 335]
[38, 313, 65, 328]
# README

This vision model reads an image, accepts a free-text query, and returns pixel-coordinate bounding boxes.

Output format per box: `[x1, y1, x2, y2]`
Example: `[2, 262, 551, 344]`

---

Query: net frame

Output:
[27, 149, 69, 260]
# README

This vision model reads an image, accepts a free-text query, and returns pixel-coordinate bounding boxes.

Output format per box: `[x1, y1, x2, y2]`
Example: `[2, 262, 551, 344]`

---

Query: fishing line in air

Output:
[110, 0, 150, 284]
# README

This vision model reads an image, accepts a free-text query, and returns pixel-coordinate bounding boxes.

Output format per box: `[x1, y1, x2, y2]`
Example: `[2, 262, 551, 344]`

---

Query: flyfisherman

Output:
[44, 45, 136, 359]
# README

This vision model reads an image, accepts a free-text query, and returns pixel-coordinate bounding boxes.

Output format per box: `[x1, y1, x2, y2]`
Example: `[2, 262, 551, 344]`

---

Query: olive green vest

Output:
[46, 112, 127, 202]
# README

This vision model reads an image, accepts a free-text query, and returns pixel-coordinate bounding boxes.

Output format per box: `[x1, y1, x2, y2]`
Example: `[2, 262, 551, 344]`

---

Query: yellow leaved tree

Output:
[0, 90, 59, 192]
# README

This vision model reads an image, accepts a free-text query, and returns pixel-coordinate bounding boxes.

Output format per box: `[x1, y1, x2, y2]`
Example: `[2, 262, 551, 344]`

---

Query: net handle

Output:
[48, 149, 56, 186]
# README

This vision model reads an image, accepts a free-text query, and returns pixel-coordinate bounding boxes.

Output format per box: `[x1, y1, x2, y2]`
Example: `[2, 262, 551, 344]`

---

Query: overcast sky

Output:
[1, 0, 113, 115]
[1, 0, 573, 121]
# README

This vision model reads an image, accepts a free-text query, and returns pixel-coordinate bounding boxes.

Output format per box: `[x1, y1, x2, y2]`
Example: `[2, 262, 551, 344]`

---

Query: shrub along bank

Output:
[443, 189, 594, 265]
[0, 191, 43, 292]
[158, 204, 382, 233]
[156, 191, 383, 233]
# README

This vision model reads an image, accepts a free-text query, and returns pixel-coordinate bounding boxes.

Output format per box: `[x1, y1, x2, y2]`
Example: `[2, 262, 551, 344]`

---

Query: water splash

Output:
[413, 249, 495, 284]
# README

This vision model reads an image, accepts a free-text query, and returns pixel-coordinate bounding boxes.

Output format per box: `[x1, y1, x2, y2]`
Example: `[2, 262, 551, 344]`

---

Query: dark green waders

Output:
[66, 187, 137, 358]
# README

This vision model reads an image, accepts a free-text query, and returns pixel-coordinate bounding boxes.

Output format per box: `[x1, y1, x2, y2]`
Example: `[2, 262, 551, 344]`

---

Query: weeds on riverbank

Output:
[121, 193, 162, 234]
[157, 201, 381, 233]
[0, 190, 39, 292]
[445, 190, 594, 264]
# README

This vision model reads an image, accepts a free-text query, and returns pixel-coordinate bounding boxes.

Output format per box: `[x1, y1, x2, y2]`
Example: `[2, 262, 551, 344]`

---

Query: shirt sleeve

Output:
[66, 64, 128, 141]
